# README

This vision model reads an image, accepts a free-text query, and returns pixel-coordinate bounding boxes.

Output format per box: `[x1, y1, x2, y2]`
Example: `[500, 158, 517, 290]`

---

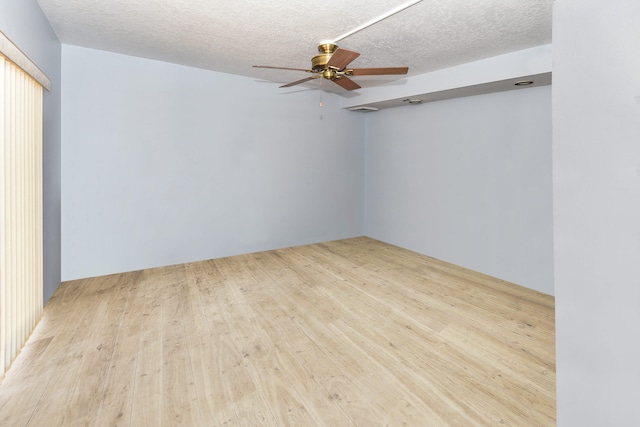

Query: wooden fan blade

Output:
[350, 67, 409, 76]
[280, 76, 320, 88]
[326, 48, 360, 70]
[253, 65, 313, 73]
[332, 76, 361, 91]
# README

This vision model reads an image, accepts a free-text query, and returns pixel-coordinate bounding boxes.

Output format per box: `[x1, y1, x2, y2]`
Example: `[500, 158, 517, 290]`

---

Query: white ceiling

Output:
[37, 0, 552, 92]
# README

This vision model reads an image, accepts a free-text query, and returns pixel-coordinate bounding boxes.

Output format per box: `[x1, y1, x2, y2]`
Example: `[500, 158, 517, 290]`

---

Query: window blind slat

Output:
[0, 53, 44, 377]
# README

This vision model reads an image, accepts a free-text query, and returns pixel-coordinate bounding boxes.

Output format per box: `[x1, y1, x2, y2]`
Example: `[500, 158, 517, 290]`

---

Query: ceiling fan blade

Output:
[350, 67, 409, 76]
[326, 48, 360, 70]
[253, 65, 313, 73]
[332, 76, 361, 91]
[280, 76, 320, 88]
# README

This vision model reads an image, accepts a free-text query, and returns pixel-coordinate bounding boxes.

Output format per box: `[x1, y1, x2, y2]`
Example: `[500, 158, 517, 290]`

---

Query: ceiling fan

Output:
[253, 43, 409, 91]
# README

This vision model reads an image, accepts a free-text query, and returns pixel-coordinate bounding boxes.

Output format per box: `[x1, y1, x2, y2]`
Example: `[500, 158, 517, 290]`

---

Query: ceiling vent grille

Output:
[348, 106, 379, 112]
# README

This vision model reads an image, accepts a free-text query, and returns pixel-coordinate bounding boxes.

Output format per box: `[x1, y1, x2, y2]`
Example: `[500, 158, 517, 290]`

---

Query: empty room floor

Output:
[0, 237, 555, 426]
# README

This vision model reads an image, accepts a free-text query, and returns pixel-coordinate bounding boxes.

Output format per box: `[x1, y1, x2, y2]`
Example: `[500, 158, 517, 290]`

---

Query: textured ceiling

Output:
[37, 0, 552, 92]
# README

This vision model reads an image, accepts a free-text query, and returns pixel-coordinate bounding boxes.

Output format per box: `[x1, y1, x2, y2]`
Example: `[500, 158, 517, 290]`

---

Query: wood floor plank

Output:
[293, 241, 555, 371]
[249, 250, 455, 426]
[91, 271, 148, 427]
[204, 257, 282, 426]
[12, 275, 130, 426]
[226, 254, 357, 427]
[0, 237, 556, 426]
[290, 241, 555, 424]
[129, 269, 167, 427]
[185, 261, 246, 426]
[159, 265, 203, 427]
[58, 273, 141, 427]
[271, 248, 483, 424]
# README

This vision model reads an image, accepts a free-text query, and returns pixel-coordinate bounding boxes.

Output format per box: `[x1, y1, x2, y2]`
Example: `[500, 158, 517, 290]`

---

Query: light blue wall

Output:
[554, 1, 640, 424]
[61, 45, 365, 280]
[0, 0, 62, 303]
[60, 46, 554, 295]
[365, 86, 553, 295]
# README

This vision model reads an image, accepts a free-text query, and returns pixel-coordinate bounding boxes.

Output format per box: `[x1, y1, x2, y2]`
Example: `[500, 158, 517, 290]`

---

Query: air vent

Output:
[348, 106, 379, 112]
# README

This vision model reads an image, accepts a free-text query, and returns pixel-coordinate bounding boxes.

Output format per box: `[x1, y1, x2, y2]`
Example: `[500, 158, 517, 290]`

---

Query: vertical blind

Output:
[0, 33, 47, 377]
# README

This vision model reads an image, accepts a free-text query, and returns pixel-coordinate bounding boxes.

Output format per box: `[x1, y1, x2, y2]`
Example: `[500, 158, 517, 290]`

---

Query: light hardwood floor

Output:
[0, 237, 555, 426]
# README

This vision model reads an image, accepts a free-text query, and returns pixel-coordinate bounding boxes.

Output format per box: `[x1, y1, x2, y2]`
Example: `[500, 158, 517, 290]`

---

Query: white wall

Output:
[365, 86, 553, 295]
[61, 45, 364, 280]
[554, 1, 640, 424]
[0, 0, 62, 303]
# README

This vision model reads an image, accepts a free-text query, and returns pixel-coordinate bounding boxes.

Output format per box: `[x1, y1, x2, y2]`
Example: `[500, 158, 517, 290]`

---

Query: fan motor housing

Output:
[311, 54, 331, 71]
[311, 43, 339, 71]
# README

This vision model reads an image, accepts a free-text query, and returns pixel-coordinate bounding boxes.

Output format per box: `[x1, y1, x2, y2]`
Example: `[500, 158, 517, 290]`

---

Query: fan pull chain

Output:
[319, 80, 324, 120]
